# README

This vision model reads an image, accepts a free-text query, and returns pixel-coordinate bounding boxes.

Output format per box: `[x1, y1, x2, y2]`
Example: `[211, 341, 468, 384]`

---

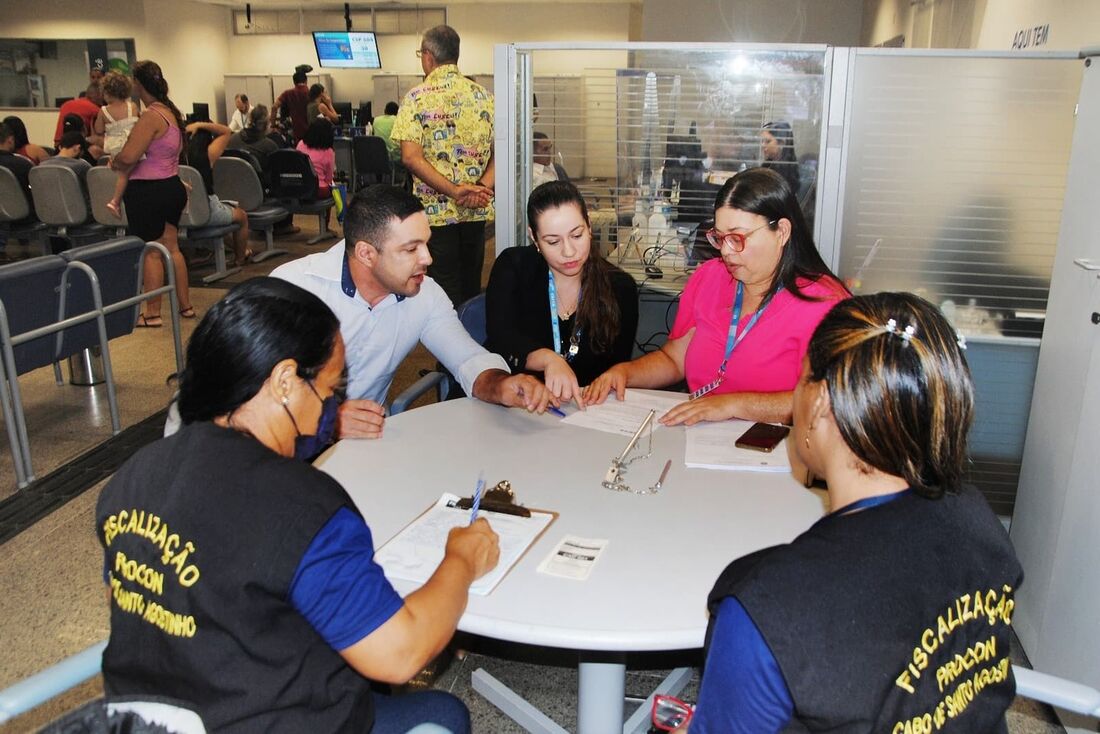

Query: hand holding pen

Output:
[445, 471, 499, 581]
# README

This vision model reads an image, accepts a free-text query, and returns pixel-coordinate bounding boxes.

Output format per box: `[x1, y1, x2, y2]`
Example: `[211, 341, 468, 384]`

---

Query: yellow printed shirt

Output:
[391, 64, 494, 227]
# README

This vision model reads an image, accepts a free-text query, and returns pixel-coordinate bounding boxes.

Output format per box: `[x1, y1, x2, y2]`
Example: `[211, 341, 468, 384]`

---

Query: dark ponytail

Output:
[132, 60, 185, 132]
[178, 278, 341, 424]
[528, 180, 621, 353]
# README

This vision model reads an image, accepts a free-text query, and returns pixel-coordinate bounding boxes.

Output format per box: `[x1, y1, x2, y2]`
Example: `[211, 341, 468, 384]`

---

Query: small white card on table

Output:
[537, 536, 609, 581]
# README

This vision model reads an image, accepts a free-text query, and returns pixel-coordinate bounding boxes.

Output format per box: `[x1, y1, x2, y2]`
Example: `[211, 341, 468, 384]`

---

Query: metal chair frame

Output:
[0, 242, 182, 488]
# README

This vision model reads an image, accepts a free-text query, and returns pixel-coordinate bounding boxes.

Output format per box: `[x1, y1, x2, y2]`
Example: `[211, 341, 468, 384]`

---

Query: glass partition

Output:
[500, 44, 828, 280]
[836, 51, 1082, 340]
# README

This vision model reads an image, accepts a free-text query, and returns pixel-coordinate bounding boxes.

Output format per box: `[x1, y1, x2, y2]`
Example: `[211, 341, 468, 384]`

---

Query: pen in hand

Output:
[548, 406, 567, 418]
[469, 471, 486, 524]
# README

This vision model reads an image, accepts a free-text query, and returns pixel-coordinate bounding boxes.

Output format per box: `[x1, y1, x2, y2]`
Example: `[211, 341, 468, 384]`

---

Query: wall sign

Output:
[1012, 24, 1050, 50]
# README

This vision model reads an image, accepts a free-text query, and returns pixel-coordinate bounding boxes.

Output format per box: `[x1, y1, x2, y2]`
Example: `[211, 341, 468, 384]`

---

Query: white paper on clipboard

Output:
[374, 493, 555, 595]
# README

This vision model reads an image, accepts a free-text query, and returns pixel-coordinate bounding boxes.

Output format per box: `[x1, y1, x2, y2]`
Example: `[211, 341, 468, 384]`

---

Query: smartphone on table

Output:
[735, 422, 790, 453]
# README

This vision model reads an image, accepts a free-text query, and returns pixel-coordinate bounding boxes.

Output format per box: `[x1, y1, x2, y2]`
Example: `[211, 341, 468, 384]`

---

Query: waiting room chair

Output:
[0, 257, 118, 488]
[222, 147, 266, 185]
[27, 165, 109, 248]
[85, 165, 128, 237]
[266, 150, 337, 246]
[0, 168, 50, 255]
[0, 640, 206, 732]
[212, 157, 288, 263]
[389, 293, 486, 415]
[177, 165, 242, 284]
[352, 135, 394, 191]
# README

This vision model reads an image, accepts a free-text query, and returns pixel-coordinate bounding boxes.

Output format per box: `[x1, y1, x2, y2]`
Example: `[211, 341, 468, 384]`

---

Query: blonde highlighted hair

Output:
[807, 292, 973, 498]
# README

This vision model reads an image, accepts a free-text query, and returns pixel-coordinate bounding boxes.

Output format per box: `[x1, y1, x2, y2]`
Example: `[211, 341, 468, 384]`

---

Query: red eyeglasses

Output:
[705, 219, 777, 252]
[651, 694, 694, 731]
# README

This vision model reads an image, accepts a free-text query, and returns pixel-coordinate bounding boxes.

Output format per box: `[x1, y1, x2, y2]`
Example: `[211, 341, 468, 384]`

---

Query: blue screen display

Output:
[313, 32, 382, 69]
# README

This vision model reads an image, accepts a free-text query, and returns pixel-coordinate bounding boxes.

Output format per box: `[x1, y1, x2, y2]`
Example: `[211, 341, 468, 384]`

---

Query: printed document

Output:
[684, 420, 791, 472]
[374, 493, 554, 595]
[562, 389, 684, 436]
[537, 536, 609, 581]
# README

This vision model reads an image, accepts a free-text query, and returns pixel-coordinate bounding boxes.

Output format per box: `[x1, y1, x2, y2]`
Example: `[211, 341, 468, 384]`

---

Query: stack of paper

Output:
[684, 420, 792, 472]
[374, 494, 555, 595]
[561, 390, 683, 436]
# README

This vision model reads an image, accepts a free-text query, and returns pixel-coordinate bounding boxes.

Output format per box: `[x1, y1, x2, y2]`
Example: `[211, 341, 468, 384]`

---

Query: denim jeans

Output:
[371, 689, 470, 734]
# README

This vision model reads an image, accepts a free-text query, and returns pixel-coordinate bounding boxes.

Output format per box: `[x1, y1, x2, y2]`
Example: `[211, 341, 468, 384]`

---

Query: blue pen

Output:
[548, 406, 567, 418]
[469, 472, 486, 524]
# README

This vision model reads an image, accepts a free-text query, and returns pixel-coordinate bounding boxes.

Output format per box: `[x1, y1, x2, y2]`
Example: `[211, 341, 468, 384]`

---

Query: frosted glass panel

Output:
[838, 53, 1081, 339]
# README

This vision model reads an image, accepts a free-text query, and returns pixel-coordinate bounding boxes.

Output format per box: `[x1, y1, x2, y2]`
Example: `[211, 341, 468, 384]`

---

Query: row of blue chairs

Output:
[0, 149, 337, 278]
[0, 237, 183, 489]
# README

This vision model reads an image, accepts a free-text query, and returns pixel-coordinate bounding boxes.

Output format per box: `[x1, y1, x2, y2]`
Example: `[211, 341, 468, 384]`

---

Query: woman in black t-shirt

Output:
[486, 180, 638, 406]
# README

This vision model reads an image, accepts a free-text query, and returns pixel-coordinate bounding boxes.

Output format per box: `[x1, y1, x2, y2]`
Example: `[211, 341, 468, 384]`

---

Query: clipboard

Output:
[374, 493, 558, 596]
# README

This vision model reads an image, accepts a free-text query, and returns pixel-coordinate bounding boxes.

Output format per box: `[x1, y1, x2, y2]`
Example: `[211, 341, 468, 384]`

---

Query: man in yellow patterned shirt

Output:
[392, 25, 495, 306]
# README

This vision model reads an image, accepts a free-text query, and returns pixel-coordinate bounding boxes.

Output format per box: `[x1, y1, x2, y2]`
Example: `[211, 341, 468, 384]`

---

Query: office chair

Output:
[212, 157, 289, 263]
[389, 293, 486, 415]
[266, 150, 337, 245]
[351, 135, 394, 191]
[0, 168, 50, 255]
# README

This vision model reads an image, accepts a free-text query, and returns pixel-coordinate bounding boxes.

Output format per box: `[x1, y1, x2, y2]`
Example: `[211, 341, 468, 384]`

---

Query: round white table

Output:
[317, 393, 827, 733]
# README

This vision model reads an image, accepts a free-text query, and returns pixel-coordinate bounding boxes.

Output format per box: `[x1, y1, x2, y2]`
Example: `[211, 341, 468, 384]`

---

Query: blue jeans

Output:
[371, 690, 470, 734]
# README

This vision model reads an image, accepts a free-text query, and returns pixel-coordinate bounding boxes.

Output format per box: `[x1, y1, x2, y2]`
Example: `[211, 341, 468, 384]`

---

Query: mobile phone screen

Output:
[735, 422, 790, 452]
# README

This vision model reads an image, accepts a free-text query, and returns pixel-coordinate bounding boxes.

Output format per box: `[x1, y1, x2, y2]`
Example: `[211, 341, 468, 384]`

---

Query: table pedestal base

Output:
[472, 663, 694, 734]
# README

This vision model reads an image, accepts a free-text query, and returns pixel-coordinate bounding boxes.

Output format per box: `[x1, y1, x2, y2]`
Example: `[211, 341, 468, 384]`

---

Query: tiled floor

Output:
[0, 221, 1079, 733]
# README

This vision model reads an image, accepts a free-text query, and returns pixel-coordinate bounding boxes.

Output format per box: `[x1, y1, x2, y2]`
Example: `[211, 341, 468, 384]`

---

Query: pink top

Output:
[670, 258, 847, 395]
[130, 107, 181, 182]
[296, 141, 335, 189]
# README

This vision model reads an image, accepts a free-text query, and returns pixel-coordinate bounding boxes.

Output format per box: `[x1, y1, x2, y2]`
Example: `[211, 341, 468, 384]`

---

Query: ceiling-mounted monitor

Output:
[312, 31, 382, 69]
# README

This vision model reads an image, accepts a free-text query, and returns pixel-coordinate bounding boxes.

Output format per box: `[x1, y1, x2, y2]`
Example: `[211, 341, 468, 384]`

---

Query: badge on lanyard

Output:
[690, 281, 775, 400]
[549, 270, 582, 363]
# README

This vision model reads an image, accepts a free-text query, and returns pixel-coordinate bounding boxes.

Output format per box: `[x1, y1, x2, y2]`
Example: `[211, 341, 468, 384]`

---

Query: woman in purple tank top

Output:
[110, 60, 193, 327]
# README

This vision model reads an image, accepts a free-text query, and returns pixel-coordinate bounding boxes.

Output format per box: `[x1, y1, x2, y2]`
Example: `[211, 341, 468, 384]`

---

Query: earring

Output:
[804, 434, 811, 449]
[282, 395, 289, 405]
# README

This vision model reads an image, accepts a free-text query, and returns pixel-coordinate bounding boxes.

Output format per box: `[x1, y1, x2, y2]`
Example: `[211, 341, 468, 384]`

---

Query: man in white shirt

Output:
[272, 184, 554, 439]
[228, 94, 252, 133]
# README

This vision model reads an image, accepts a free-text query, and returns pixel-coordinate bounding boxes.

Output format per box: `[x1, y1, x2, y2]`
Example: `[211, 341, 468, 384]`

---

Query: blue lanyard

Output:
[721, 281, 770, 374]
[812, 489, 912, 530]
[548, 270, 581, 361]
[690, 281, 776, 400]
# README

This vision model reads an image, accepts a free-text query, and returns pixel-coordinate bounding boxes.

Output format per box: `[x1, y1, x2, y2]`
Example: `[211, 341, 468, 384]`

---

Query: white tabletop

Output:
[317, 392, 827, 653]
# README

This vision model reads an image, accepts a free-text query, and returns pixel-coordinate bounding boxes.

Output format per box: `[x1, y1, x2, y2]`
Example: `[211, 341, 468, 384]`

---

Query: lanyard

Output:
[690, 281, 775, 400]
[548, 270, 582, 362]
[811, 489, 912, 530]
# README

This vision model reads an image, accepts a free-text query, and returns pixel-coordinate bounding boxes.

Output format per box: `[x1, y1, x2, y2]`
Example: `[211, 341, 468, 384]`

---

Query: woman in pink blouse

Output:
[296, 118, 335, 200]
[585, 168, 848, 425]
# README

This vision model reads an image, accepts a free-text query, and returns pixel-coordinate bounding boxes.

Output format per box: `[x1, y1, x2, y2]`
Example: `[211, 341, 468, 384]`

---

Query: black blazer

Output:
[486, 245, 639, 386]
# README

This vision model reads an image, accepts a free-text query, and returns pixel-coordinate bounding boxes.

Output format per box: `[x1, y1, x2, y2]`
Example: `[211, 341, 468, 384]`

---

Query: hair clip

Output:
[883, 318, 916, 346]
[956, 331, 967, 350]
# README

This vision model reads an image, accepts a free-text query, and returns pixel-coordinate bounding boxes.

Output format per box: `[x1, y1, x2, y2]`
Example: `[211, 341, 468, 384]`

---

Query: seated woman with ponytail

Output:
[96, 277, 497, 732]
[486, 180, 639, 406]
[679, 293, 1022, 733]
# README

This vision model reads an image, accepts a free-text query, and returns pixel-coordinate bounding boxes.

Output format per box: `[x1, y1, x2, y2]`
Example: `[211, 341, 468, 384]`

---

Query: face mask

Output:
[283, 380, 340, 461]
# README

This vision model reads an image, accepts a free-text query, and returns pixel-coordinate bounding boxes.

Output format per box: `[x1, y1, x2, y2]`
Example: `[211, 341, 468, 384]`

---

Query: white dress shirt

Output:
[229, 104, 252, 133]
[271, 242, 509, 404]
